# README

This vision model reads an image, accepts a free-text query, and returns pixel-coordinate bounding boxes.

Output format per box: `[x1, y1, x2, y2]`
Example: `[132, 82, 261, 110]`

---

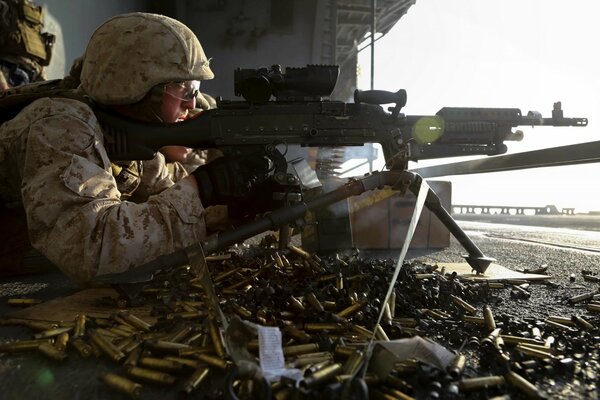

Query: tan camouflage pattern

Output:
[81, 12, 213, 105]
[0, 97, 208, 284]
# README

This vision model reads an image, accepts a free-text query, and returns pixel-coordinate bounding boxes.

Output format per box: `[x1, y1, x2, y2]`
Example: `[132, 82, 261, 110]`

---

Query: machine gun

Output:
[92, 64, 587, 284]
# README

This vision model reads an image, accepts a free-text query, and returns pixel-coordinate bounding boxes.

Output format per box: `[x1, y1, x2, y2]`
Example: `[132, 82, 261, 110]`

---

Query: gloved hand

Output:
[192, 155, 270, 207]
[227, 177, 292, 219]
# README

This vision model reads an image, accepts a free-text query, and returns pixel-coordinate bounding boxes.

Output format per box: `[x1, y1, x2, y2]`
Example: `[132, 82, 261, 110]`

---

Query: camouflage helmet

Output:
[81, 12, 213, 105]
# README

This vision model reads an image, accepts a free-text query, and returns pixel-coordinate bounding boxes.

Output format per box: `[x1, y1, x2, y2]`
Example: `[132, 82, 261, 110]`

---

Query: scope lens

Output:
[412, 116, 445, 144]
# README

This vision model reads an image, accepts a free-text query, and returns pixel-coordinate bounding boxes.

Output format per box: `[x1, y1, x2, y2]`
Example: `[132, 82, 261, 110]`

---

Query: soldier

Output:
[0, 12, 270, 283]
[0, 0, 54, 90]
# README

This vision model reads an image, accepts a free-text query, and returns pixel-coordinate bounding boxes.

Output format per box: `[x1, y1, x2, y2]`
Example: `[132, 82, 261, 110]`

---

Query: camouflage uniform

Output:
[0, 13, 216, 284]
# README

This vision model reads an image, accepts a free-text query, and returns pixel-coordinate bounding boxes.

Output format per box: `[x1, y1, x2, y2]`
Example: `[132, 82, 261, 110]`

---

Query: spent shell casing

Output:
[304, 323, 345, 332]
[568, 292, 595, 305]
[350, 324, 374, 338]
[166, 326, 194, 343]
[546, 316, 575, 326]
[33, 326, 73, 339]
[145, 339, 191, 352]
[459, 376, 505, 391]
[450, 295, 477, 315]
[183, 332, 205, 346]
[505, 371, 545, 399]
[71, 338, 93, 358]
[124, 347, 142, 367]
[284, 326, 311, 343]
[334, 346, 356, 359]
[571, 315, 594, 330]
[287, 296, 305, 312]
[288, 244, 311, 259]
[336, 299, 368, 319]
[230, 302, 253, 319]
[208, 318, 225, 358]
[0, 339, 51, 352]
[374, 324, 390, 341]
[38, 342, 66, 361]
[545, 320, 576, 332]
[181, 367, 209, 395]
[73, 314, 86, 338]
[164, 356, 199, 369]
[587, 303, 600, 313]
[388, 291, 396, 318]
[100, 372, 142, 399]
[308, 360, 334, 374]
[127, 366, 176, 385]
[462, 316, 485, 325]
[335, 273, 344, 290]
[115, 336, 137, 352]
[500, 335, 545, 346]
[483, 305, 497, 332]
[7, 298, 42, 306]
[516, 344, 557, 360]
[376, 386, 415, 400]
[343, 350, 364, 375]
[139, 357, 186, 373]
[300, 363, 342, 388]
[283, 343, 319, 357]
[195, 353, 231, 370]
[213, 266, 242, 283]
[448, 354, 466, 379]
[123, 339, 142, 354]
[293, 354, 333, 368]
[305, 292, 325, 312]
[119, 312, 152, 332]
[90, 331, 125, 363]
[178, 346, 213, 357]
[54, 332, 69, 352]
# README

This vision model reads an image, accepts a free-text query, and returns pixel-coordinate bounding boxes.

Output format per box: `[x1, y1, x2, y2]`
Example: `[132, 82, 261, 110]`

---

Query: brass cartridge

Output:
[33, 326, 73, 339]
[90, 331, 125, 363]
[166, 326, 194, 343]
[284, 326, 311, 343]
[127, 366, 176, 385]
[214, 266, 242, 283]
[183, 332, 205, 345]
[181, 366, 209, 395]
[448, 354, 466, 379]
[109, 326, 134, 338]
[459, 376, 505, 391]
[343, 350, 364, 375]
[100, 372, 142, 399]
[122, 339, 142, 354]
[394, 318, 417, 327]
[546, 316, 575, 326]
[178, 346, 213, 357]
[500, 335, 545, 346]
[323, 301, 337, 311]
[54, 332, 69, 353]
[376, 386, 415, 400]
[483, 305, 496, 332]
[0, 318, 58, 331]
[300, 363, 342, 388]
[195, 353, 232, 370]
[145, 339, 191, 353]
[116, 337, 137, 352]
[0, 339, 51, 352]
[335, 273, 344, 290]
[545, 320, 576, 332]
[293, 354, 333, 368]
[287, 296, 305, 312]
[587, 303, 600, 313]
[571, 315, 594, 330]
[450, 295, 477, 315]
[231, 302, 253, 319]
[283, 343, 319, 357]
[38, 342, 66, 362]
[374, 324, 390, 341]
[166, 311, 205, 320]
[337, 299, 368, 319]
[124, 347, 142, 367]
[304, 323, 345, 332]
[350, 324, 374, 338]
[516, 344, 556, 360]
[305, 292, 325, 312]
[288, 244, 311, 259]
[119, 312, 152, 332]
[505, 371, 545, 399]
[139, 357, 186, 373]
[568, 291, 595, 305]
[7, 298, 42, 306]
[73, 314, 86, 338]
[71, 338, 93, 358]
[164, 356, 199, 369]
[317, 273, 336, 283]
[388, 291, 396, 318]
[487, 282, 505, 289]
[208, 318, 225, 358]
[334, 346, 356, 359]
[462, 316, 485, 325]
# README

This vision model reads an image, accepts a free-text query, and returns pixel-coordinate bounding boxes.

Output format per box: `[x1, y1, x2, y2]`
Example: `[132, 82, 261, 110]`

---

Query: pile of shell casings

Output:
[1, 245, 598, 399]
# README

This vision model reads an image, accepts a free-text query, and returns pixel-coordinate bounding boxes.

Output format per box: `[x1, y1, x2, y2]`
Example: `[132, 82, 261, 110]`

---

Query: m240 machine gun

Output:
[93, 64, 587, 283]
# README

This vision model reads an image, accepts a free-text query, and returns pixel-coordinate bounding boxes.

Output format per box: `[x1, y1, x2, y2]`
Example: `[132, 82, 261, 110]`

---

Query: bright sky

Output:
[357, 0, 600, 213]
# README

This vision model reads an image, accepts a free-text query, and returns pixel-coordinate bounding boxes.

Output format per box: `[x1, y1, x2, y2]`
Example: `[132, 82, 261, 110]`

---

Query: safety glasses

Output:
[164, 80, 200, 102]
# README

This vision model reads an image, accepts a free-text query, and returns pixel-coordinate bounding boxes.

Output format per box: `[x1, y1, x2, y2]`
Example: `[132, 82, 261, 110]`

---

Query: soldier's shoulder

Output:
[24, 97, 96, 125]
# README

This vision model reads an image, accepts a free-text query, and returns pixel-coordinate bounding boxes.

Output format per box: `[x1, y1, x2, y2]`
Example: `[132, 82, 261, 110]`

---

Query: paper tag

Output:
[256, 325, 302, 382]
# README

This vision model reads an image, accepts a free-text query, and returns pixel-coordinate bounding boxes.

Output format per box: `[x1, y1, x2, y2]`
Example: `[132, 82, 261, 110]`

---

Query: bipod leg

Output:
[408, 173, 495, 274]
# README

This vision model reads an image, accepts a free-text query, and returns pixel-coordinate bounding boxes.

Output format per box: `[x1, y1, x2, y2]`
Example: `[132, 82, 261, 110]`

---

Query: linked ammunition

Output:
[450, 295, 477, 315]
[138, 357, 186, 373]
[38, 342, 66, 362]
[33, 326, 73, 339]
[483, 305, 497, 332]
[0, 339, 52, 352]
[283, 343, 319, 357]
[127, 366, 176, 385]
[7, 298, 42, 306]
[195, 353, 232, 370]
[305, 292, 325, 312]
[100, 372, 142, 399]
[90, 331, 125, 363]
[459, 376, 506, 391]
[181, 366, 209, 395]
[505, 371, 545, 399]
[300, 363, 342, 388]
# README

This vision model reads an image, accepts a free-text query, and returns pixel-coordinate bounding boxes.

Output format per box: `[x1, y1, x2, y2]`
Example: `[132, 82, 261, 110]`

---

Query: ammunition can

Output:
[33, 326, 73, 339]
[90, 331, 126, 363]
[72, 338, 93, 358]
[0, 339, 51, 352]
[38, 342, 66, 362]
[305, 292, 325, 312]
[448, 354, 466, 379]
[450, 295, 477, 315]
[283, 343, 319, 357]
[208, 318, 225, 358]
[300, 363, 342, 388]
[483, 305, 497, 332]
[7, 298, 42, 306]
[139, 357, 186, 373]
[100, 372, 142, 399]
[181, 366, 209, 395]
[336, 299, 367, 319]
[459, 376, 505, 391]
[195, 353, 231, 370]
[505, 371, 545, 399]
[127, 366, 176, 385]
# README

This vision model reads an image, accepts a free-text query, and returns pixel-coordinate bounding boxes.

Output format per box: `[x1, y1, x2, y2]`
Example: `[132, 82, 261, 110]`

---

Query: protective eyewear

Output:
[164, 80, 200, 102]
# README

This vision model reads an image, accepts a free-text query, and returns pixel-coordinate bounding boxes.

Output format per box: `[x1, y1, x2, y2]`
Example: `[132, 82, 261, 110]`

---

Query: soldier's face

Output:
[160, 81, 199, 123]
